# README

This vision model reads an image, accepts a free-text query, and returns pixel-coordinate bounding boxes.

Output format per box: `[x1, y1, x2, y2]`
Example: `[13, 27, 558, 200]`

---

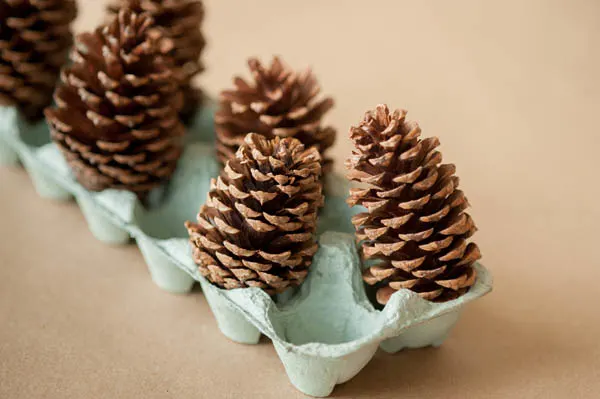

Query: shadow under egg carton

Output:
[0, 105, 493, 397]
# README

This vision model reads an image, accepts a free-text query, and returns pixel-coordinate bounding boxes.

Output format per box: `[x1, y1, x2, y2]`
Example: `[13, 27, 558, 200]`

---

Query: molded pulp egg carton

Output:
[0, 105, 493, 397]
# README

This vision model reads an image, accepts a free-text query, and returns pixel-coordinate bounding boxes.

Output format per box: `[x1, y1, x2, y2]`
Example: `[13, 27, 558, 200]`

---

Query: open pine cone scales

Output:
[107, 0, 206, 122]
[215, 56, 336, 172]
[44, 9, 185, 196]
[346, 105, 481, 304]
[186, 133, 324, 294]
[0, 0, 77, 122]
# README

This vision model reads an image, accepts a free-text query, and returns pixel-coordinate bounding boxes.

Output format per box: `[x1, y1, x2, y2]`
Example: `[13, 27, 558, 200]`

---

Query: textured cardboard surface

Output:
[2, 0, 600, 397]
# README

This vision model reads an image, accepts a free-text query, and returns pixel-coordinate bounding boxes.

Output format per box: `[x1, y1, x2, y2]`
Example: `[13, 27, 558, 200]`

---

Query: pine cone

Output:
[346, 105, 481, 304]
[107, 0, 205, 122]
[215, 56, 336, 173]
[0, 0, 77, 122]
[44, 10, 185, 197]
[185, 133, 323, 294]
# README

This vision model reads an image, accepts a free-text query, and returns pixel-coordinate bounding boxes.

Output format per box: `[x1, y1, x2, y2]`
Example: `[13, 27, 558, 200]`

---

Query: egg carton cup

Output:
[0, 105, 493, 397]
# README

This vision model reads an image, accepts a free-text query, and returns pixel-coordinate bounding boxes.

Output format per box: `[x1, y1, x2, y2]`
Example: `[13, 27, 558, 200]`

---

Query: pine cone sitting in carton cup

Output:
[0, 0, 77, 122]
[186, 133, 324, 295]
[215, 56, 336, 174]
[107, 0, 206, 123]
[346, 105, 481, 305]
[45, 9, 185, 198]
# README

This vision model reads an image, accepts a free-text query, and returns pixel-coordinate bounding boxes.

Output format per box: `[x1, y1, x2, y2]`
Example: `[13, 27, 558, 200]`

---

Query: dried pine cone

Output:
[0, 0, 77, 122]
[185, 133, 324, 294]
[215, 56, 336, 173]
[107, 0, 205, 122]
[45, 9, 185, 196]
[346, 105, 481, 304]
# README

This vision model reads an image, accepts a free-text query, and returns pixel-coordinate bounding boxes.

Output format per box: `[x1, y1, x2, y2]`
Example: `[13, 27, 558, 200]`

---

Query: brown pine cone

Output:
[185, 133, 324, 294]
[346, 105, 481, 304]
[0, 0, 77, 122]
[107, 0, 205, 122]
[44, 9, 185, 197]
[215, 56, 336, 173]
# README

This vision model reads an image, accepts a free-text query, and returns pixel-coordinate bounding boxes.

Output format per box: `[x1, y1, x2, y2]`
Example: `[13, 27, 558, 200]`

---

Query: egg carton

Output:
[0, 105, 493, 397]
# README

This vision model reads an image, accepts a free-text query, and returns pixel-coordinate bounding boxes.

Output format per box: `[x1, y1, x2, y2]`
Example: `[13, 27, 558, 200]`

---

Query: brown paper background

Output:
[1, 0, 599, 397]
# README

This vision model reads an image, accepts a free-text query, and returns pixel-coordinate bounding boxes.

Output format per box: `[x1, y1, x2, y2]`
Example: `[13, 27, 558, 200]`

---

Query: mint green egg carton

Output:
[0, 105, 493, 397]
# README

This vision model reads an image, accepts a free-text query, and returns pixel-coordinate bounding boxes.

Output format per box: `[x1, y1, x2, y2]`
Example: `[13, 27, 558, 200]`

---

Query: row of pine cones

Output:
[0, 0, 481, 305]
[187, 103, 480, 303]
